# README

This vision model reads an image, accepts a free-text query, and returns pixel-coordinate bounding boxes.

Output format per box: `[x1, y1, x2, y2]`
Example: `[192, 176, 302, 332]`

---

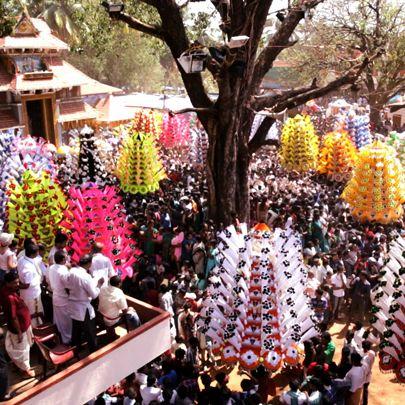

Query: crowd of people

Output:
[0, 146, 403, 404]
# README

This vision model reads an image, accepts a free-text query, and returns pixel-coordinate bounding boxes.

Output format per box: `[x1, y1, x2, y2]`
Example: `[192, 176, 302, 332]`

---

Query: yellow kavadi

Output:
[116, 128, 166, 195]
[342, 141, 405, 224]
[279, 115, 319, 172]
[318, 131, 358, 182]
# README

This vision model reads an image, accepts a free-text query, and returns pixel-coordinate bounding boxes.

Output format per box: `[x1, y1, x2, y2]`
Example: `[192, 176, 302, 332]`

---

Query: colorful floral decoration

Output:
[191, 123, 209, 167]
[95, 128, 122, 174]
[0, 134, 57, 230]
[370, 235, 405, 383]
[57, 127, 120, 191]
[0, 130, 19, 229]
[6, 170, 67, 248]
[302, 102, 335, 135]
[61, 184, 139, 278]
[56, 145, 79, 192]
[318, 131, 358, 182]
[346, 111, 372, 149]
[160, 113, 191, 149]
[75, 126, 114, 186]
[279, 115, 319, 172]
[116, 124, 166, 194]
[197, 224, 319, 372]
[14, 135, 57, 173]
[132, 109, 162, 137]
[387, 131, 404, 166]
[342, 141, 404, 224]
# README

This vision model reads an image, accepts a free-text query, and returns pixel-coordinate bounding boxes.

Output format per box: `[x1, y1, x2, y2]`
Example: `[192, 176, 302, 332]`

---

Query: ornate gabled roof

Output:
[0, 15, 69, 51]
[0, 15, 122, 97]
[11, 13, 39, 37]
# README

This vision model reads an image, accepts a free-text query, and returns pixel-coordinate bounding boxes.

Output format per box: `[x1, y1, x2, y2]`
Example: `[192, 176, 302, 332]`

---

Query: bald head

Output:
[92, 242, 104, 253]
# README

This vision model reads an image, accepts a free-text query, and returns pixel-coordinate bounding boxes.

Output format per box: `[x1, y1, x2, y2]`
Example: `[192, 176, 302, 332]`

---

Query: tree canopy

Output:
[101, 0, 381, 225]
[284, 0, 405, 130]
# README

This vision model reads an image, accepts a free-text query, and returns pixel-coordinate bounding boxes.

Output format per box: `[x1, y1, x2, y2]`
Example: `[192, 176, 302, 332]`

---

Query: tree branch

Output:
[168, 107, 217, 116]
[156, 2, 212, 108]
[251, 0, 324, 92]
[248, 54, 381, 154]
[248, 116, 277, 154]
[109, 12, 164, 39]
[253, 78, 318, 110]
[272, 54, 380, 112]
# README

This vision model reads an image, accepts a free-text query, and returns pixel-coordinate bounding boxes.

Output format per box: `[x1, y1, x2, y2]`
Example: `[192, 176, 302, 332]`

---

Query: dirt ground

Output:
[223, 320, 404, 404]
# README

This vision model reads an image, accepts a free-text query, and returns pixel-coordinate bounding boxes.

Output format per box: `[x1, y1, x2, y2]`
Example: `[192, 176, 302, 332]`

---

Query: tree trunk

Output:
[368, 94, 386, 134]
[369, 106, 385, 133]
[204, 107, 251, 227]
[201, 62, 255, 227]
[206, 131, 250, 226]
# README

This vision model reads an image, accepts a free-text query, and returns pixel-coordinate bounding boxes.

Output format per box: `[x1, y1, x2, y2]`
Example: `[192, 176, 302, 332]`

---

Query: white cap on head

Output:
[0, 233, 14, 247]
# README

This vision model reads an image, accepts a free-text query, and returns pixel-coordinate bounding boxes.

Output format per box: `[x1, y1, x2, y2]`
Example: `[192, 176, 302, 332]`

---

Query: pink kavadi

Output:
[61, 184, 141, 279]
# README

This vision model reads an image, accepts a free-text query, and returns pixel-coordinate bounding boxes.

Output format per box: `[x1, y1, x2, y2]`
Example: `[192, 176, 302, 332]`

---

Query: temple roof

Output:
[58, 99, 97, 123]
[0, 55, 122, 95]
[0, 16, 69, 51]
[0, 107, 22, 130]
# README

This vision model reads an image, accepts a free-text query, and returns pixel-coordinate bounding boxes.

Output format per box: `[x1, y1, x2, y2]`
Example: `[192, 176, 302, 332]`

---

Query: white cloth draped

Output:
[5, 326, 33, 371]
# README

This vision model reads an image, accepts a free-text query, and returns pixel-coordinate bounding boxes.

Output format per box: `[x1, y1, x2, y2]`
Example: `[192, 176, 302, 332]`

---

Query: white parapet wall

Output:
[9, 297, 171, 405]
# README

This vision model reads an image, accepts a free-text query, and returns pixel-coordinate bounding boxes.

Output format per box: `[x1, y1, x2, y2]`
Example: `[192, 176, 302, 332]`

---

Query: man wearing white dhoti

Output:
[48, 250, 71, 344]
[0, 272, 34, 377]
[67, 255, 104, 353]
[90, 242, 116, 287]
[17, 243, 43, 327]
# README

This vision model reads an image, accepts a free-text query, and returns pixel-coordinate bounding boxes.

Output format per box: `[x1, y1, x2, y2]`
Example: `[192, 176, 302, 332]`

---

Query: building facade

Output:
[0, 13, 121, 145]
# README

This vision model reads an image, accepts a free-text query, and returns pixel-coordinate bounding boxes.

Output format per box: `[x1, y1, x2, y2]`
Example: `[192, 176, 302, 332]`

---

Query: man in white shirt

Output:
[17, 243, 43, 327]
[90, 242, 115, 287]
[140, 375, 163, 405]
[335, 352, 365, 405]
[331, 263, 347, 320]
[48, 251, 71, 344]
[48, 232, 70, 266]
[67, 255, 104, 353]
[158, 284, 174, 316]
[280, 379, 307, 404]
[0, 232, 17, 279]
[16, 238, 36, 261]
[353, 321, 366, 349]
[303, 241, 317, 260]
[311, 256, 327, 283]
[361, 340, 375, 405]
[98, 275, 140, 339]
[305, 271, 320, 298]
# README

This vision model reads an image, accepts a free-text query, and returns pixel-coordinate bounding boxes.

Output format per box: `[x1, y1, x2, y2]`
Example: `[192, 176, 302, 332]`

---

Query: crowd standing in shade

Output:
[0, 147, 402, 404]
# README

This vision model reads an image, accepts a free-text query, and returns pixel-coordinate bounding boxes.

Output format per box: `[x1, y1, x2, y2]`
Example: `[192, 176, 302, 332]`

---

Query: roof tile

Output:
[0, 64, 12, 91]
[58, 100, 97, 123]
[0, 107, 21, 130]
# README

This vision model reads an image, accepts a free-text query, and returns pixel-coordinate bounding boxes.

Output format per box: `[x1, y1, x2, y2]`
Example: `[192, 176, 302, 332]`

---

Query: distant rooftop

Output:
[0, 14, 69, 51]
[0, 14, 123, 97]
